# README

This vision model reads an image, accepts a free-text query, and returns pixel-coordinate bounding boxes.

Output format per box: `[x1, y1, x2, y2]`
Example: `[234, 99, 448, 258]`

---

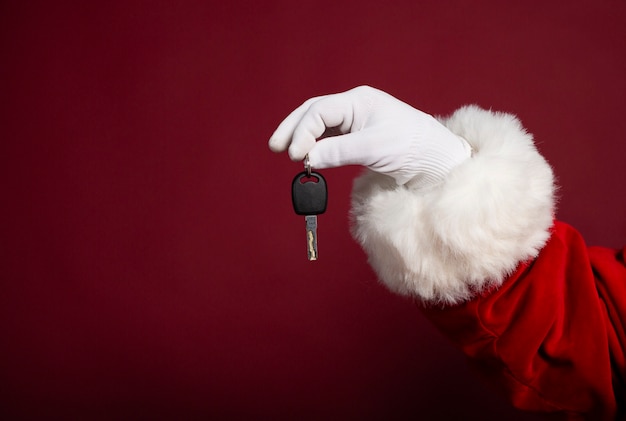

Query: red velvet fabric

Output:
[420, 222, 626, 420]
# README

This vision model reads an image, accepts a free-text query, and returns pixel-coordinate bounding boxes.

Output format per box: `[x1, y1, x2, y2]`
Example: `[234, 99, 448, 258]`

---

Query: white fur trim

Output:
[350, 105, 556, 305]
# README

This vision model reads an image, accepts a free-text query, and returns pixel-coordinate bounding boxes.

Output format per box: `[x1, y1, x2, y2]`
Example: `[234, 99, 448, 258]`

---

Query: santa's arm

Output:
[269, 86, 621, 419]
[350, 104, 620, 419]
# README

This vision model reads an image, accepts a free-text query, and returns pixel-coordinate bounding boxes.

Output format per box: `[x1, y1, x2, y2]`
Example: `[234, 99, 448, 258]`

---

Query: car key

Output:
[292, 156, 327, 261]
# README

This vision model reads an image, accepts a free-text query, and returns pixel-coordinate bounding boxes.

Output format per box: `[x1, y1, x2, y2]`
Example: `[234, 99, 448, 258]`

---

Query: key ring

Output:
[304, 154, 312, 177]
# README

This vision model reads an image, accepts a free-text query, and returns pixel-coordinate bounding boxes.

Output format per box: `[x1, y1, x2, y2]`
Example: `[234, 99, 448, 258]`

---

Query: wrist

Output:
[403, 133, 473, 190]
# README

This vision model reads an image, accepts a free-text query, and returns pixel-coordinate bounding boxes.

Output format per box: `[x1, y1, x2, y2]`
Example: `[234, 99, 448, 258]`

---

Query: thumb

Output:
[307, 131, 373, 169]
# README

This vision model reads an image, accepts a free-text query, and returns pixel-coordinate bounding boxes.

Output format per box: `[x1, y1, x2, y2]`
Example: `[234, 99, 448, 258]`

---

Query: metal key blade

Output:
[305, 215, 318, 261]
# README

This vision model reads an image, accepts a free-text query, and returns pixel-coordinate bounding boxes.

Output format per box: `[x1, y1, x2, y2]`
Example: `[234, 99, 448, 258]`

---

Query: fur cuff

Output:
[350, 105, 556, 305]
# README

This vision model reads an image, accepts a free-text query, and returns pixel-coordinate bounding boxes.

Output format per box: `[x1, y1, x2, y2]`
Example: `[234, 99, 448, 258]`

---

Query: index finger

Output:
[268, 91, 358, 159]
[268, 95, 325, 153]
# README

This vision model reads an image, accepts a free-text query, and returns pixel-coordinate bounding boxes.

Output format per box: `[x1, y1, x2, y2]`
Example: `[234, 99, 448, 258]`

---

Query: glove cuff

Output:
[349, 105, 556, 305]
[396, 117, 473, 187]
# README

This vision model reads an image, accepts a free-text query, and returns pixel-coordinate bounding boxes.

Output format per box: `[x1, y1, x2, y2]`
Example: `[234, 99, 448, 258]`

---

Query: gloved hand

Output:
[268, 85, 472, 187]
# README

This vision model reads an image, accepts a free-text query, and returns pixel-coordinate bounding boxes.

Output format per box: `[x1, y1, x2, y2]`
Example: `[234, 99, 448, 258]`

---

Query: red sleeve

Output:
[419, 221, 626, 420]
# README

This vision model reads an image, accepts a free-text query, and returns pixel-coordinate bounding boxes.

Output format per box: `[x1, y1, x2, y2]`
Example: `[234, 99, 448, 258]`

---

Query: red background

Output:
[2, 1, 625, 419]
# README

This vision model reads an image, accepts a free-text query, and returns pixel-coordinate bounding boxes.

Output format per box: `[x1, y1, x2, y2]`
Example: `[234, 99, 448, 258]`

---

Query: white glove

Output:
[268, 85, 472, 187]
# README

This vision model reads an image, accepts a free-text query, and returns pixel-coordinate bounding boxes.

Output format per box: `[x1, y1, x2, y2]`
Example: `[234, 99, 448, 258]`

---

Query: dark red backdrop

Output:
[2, 1, 625, 419]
